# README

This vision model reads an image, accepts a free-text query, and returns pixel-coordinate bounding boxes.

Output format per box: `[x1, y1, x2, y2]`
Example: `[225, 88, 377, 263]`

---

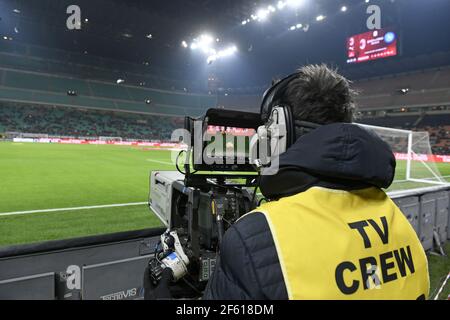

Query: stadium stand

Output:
[0, 43, 448, 153]
[353, 67, 450, 111]
[215, 65, 450, 156]
[0, 41, 200, 92]
[424, 125, 450, 156]
[360, 114, 450, 155]
[0, 101, 182, 140]
[0, 43, 219, 142]
[216, 65, 450, 110]
[214, 51, 450, 96]
[0, 68, 216, 117]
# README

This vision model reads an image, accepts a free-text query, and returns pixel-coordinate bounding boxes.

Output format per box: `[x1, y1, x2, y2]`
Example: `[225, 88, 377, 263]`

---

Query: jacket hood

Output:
[260, 123, 396, 199]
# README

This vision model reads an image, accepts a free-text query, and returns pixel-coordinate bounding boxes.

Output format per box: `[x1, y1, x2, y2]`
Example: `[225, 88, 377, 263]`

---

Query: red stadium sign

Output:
[207, 126, 256, 137]
[12, 137, 186, 149]
[347, 29, 398, 64]
[394, 153, 450, 164]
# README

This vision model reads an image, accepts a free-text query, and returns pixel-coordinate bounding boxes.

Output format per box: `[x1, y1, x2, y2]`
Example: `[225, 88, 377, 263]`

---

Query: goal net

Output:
[358, 124, 448, 191]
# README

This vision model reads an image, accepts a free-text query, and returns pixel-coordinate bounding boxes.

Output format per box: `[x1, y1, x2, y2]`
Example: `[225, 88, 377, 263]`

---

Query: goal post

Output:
[357, 124, 448, 190]
[406, 131, 413, 181]
[407, 131, 447, 185]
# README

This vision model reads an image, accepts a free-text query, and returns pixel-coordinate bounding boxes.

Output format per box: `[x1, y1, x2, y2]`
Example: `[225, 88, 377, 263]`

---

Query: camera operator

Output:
[202, 64, 429, 300]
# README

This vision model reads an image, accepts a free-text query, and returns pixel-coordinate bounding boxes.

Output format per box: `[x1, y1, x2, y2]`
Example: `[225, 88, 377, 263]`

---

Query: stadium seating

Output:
[353, 67, 450, 95]
[0, 68, 216, 117]
[0, 44, 218, 142]
[0, 101, 182, 140]
[0, 42, 199, 92]
[353, 67, 450, 110]
[360, 115, 420, 128]
[216, 67, 450, 112]
[360, 114, 450, 155]
[0, 43, 448, 155]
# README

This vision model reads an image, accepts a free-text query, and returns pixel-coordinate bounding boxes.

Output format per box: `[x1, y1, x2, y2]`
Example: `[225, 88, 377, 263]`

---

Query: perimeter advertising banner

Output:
[11, 139, 450, 163]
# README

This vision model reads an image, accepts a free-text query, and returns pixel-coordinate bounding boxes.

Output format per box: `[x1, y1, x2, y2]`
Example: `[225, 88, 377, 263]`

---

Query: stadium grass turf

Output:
[428, 243, 450, 300]
[0, 142, 170, 246]
[0, 141, 449, 299]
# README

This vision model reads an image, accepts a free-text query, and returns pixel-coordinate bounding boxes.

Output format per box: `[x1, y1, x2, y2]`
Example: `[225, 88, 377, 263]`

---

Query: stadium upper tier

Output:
[0, 67, 216, 117]
[0, 42, 200, 92]
[1, 42, 449, 115]
[353, 67, 450, 110]
[216, 66, 450, 112]
[0, 42, 218, 117]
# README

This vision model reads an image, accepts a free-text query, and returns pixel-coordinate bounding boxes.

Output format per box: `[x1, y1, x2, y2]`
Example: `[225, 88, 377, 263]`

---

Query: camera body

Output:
[149, 171, 255, 287]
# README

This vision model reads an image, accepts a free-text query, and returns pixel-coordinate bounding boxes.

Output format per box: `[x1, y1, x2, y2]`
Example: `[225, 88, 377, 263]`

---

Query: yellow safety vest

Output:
[254, 187, 429, 300]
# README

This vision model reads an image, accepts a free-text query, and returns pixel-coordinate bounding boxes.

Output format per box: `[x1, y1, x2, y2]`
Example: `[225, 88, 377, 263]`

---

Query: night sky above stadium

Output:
[0, 0, 449, 87]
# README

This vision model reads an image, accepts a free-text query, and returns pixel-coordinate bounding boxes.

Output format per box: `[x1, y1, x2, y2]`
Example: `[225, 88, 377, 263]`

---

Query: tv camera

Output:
[147, 108, 265, 297]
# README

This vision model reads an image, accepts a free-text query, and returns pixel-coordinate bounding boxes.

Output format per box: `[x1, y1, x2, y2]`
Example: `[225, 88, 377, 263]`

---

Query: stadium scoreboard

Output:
[347, 29, 398, 64]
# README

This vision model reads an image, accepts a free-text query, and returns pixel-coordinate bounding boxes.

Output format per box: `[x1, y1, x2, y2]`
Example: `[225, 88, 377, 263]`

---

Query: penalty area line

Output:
[0, 202, 148, 218]
[146, 159, 173, 165]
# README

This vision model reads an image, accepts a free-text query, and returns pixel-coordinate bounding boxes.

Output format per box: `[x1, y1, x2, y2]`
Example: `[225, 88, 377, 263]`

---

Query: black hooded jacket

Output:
[203, 123, 396, 300]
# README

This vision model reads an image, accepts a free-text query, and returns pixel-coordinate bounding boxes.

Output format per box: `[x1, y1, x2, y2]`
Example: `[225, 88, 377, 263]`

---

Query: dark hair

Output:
[283, 64, 356, 124]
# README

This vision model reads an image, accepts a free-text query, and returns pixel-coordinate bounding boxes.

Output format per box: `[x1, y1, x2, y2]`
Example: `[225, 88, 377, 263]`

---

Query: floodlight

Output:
[316, 15, 326, 22]
[277, 1, 286, 10]
[256, 8, 269, 21]
[207, 55, 217, 64]
[287, 0, 304, 8]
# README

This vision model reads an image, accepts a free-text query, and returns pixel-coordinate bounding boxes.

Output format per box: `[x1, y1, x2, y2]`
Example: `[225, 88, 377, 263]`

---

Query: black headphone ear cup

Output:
[282, 106, 296, 149]
[260, 73, 299, 123]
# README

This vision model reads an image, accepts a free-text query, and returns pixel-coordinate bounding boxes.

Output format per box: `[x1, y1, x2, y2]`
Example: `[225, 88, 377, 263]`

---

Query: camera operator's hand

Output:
[143, 266, 173, 300]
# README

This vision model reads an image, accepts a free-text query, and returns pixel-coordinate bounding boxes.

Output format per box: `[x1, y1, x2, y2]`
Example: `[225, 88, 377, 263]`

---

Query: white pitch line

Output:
[146, 159, 173, 165]
[393, 175, 450, 183]
[1, 172, 448, 217]
[0, 202, 148, 218]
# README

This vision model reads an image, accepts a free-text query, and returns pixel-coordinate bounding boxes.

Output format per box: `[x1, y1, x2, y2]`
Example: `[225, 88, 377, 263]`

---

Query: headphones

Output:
[256, 73, 321, 160]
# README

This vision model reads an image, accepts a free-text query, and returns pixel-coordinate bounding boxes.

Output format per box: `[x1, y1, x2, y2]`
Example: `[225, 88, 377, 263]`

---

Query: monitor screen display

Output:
[347, 29, 398, 64]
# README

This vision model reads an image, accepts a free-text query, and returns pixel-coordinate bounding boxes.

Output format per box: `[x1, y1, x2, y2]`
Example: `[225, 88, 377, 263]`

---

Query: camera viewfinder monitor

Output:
[191, 108, 262, 172]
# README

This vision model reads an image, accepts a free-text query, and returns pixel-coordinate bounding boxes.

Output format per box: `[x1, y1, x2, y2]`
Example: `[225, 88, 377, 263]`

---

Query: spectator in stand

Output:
[0, 101, 181, 141]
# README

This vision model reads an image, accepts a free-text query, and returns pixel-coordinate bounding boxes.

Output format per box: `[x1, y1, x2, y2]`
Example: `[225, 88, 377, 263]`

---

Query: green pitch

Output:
[0, 141, 171, 247]
[0, 141, 449, 299]
[0, 141, 449, 247]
